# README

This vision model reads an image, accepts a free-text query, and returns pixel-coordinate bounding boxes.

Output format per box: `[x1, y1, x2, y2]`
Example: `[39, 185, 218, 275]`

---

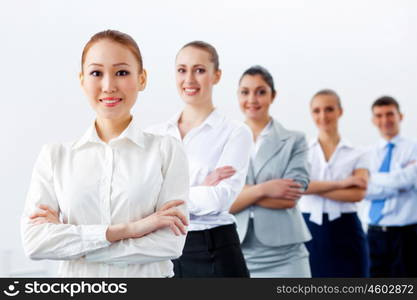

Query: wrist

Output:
[254, 184, 266, 199]
[106, 223, 130, 243]
[335, 180, 345, 189]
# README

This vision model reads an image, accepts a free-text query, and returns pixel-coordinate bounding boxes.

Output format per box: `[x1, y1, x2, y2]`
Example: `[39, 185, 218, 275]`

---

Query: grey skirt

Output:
[241, 219, 311, 278]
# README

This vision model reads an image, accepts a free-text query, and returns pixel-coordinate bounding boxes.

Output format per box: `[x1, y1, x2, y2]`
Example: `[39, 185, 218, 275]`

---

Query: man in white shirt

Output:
[365, 96, 417, 277]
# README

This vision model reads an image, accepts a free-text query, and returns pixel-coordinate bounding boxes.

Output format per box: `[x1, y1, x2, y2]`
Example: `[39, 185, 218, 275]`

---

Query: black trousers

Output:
[367, 223, 417, 277]
[303, 213, 370, 277]
[173, 224, 249, 278]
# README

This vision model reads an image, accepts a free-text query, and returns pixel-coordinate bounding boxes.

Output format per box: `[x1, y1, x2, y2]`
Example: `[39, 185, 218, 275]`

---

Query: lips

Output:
[245, 106, 261, 112]
[183, 87, 200, 96]
[100, 97, 122, 107]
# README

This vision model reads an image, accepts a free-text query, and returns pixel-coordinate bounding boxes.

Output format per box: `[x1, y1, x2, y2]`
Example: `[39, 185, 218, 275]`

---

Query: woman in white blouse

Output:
[147, 41, 252, 277]
[21, 30, 189, 277]
[298, 89, 370, 277]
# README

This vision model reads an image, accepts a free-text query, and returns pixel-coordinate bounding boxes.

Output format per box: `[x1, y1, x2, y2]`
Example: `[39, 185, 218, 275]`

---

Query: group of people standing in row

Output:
[21, 30, 417, 278]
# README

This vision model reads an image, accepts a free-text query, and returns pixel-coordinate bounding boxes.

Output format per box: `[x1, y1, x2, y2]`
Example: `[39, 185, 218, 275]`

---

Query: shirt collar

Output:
[118, 117, 146, 148]
[378, 134, 402, 149]
[167, 107, 222, 129]
[259, 119, 273, 138]
[167, 110, 183, 128]
[310, 137, 353, 149]
[72, 116, 145, 150]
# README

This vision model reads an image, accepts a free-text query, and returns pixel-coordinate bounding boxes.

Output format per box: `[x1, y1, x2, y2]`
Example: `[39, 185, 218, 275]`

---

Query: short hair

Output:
[311, 89, 342, 108]
[81, 29, 143, 72]
[179, 41, 220, 71]
[371, 96, 401, 112]
[239, 65, 276, 96]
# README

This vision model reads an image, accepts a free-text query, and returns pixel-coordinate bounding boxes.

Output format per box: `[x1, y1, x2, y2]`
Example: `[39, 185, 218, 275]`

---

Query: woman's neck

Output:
[246, 116, 271, 141]
[95, 115, 132, 143]
[318, 129, 341, 161]
[318, 129, 340, 146]
[178, 102, 215, 138]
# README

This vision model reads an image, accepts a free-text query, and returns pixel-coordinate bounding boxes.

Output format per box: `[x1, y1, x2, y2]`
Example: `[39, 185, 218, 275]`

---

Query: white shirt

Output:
[251, 119, 273, 160]
[249, 119, 272, 218]
[365, 135, 417, 226]
[366, 163, 417, 197]
[21, 118, 189, 277]
[298, 138, 368, 225]
[146, 109, 253, 231]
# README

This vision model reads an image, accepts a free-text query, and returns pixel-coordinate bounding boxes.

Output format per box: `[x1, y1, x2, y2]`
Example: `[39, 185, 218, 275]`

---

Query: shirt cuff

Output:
[81, 225, 111, 249]
[189, 186, 215, 216]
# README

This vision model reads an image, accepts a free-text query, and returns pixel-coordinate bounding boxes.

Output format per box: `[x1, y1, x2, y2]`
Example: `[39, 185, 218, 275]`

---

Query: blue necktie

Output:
[369, 142, 395, 224]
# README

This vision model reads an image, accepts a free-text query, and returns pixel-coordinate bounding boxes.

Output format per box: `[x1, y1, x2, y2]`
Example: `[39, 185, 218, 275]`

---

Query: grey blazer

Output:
[234, 119, 312, 247]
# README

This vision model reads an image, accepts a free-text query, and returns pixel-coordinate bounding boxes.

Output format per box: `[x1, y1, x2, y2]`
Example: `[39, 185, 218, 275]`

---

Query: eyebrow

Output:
[176, 64, 206, 68]
[239, 85, 266, 89]
[87, 63, 130, 67]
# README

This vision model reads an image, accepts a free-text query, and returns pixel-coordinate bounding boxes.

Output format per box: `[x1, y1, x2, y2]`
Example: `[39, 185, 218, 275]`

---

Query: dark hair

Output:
[371, 96, 401, 112]
[311, 89, 342, 108]
[239, 65, 276, 96]
[81, 29, 143, 72]
[179, 41, 219, 71]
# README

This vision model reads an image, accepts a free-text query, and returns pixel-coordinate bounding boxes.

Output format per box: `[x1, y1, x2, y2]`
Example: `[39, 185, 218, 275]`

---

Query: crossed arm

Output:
[229, 179, 303, 213]
[304, 168, 369, 202]
[366, 162, 417, 199]
[230, 134, 310, 214]
[22, 140, 189, 265]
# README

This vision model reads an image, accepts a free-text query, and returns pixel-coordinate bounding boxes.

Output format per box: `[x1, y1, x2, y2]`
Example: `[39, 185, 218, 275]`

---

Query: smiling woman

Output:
[147, 41, 253, 277]
[231, 66, 312, 278]
[80, 32, 146, 139]
[298, 89, 370, 277]
[20, 30, 190, 277]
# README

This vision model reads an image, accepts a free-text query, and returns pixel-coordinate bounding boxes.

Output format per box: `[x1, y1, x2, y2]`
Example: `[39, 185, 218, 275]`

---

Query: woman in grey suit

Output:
[230, 66, 312, 277]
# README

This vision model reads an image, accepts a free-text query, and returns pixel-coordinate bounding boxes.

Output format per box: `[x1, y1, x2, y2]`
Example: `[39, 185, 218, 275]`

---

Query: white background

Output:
[1, 0, 416, 276]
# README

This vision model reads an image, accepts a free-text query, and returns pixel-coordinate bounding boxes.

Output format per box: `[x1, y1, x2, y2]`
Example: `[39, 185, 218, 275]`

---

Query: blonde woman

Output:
[299, 89, 369, 277]
[147, 41, 252, 277]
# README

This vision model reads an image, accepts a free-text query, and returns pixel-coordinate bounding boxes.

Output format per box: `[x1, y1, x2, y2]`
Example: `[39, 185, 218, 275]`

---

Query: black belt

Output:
[368, 223, 417, 232]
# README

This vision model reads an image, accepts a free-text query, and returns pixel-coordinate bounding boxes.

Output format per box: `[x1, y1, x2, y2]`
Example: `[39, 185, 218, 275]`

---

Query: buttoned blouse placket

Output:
[169, 121, 210, 215]
[320, 144, 349, 221]
[322, 150, 337, 218]
[101, 142, 114, 276]
[314, 144, 329, 223]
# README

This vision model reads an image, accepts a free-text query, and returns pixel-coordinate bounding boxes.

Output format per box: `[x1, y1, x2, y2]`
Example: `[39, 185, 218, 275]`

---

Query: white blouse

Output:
[147, 109, 253, 231]
[249, 119, 272, 218]
[251, 119, 272, 160]
[298, 138, 368, 225]
[21, 118, 189, 277]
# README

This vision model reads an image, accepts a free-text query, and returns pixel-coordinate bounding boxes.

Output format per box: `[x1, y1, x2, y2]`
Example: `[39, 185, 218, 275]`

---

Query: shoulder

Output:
[272, 119, 307, 143]
[289, 130, 307, 144]
[144, 122, 170, 135]
[39, 142, 66, 159]
[34, 143, 68, 171]
[399, 136, 417, 151]
[389, 136, 417, 160]
[350, 145, 370, 156]
[141, 131, 182, 151]
[224, 118, 253, 140]
[145, 133, 186, 163]
[349, 145, 371, 168]
[398, 136, 417, 144]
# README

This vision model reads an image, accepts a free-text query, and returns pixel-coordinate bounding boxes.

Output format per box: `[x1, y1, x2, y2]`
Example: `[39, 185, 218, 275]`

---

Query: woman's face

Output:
[81, 39, 146, 121]
[238, 74, 275, 121]
[310, 94, 343, 132]
[175, 46, 221, 106]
